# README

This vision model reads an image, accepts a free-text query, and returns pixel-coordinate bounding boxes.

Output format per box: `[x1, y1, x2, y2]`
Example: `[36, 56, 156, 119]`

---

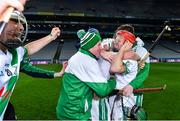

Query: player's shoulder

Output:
[135, 46, 148, 57]
[16, 47, 27, 60]
[136, 46, 147, 52]
[16, 46, 26, 52]
[69, 51, 98, 68]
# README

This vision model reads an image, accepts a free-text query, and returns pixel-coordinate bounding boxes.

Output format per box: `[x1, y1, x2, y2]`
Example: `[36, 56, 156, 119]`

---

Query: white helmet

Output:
[101, 38, 115, 50]
[0, 11, 28, 49]
[10, 10, 28, 43]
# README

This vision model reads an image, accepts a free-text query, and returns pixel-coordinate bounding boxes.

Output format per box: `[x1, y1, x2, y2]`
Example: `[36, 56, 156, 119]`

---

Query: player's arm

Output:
[24, 27, 60, 56]
[87, 78, 116, 98]
[54, 61, 68, 77]
[110, 41, 136, 73]
[129, 62, 150, 89]
[20, 48, 65, 78]
[73, 59, 116, 97]
[110, 50, 140, 74]
[123, 51, 140, 61]
[100, 50, 115, 62]
[129, 46, 150, 89]
[110, 48, 126, 73]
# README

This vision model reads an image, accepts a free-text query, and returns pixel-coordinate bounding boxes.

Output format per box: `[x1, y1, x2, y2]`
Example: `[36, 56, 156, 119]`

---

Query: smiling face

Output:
[0, 19, 24, 50]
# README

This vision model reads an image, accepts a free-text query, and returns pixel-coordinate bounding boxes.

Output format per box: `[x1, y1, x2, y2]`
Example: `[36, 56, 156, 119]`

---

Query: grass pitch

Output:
[10, 63, 180, 120]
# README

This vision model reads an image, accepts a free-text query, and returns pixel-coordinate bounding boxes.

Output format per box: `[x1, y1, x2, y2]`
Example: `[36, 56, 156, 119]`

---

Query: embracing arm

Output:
[129, 63, 150, 89]
[110, 41, 135, 73]
[123, 51, 140, 61]
[110, 48, 126, 73]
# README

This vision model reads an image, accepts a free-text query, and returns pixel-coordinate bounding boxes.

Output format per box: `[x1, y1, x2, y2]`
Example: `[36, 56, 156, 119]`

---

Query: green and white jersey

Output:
[97, 57, 138, 89]
[115, 60, 138, 89]
[132, 46, 149, 63]
[110, 60, 138, 121]
[0, 46, 55, 120]
[91, 57, 112, 121]
[130, 40, 150, 90]
[131, 38, 150, 106]
[56, 49, 116, 120]
[0, 47, 25, 120]
[91, 58, 138, 121]
[134, 37, 149, 63]
[98, 57, 111, 79]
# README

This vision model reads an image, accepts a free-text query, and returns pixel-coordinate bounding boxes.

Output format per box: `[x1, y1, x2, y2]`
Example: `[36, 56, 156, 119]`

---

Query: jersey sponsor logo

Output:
[0, 71, 4, 76]
[5, 69, 12, 76]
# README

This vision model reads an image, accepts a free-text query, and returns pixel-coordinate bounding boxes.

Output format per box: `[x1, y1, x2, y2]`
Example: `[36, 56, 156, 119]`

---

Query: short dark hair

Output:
[113, 24, 135, 38]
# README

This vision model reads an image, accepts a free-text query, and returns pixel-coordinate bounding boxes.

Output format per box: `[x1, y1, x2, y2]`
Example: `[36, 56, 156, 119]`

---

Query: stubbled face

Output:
[0, 19, 24, 49]
[113, 34, 126, 51]
[89, 42, 102, 58]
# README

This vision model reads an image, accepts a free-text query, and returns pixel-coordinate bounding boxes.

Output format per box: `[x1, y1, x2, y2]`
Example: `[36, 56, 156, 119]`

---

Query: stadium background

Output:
[12, 0, 180, 119]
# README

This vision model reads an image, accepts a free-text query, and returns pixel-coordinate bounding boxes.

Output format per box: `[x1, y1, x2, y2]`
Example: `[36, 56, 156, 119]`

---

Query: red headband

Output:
[116, 30, 136, 44]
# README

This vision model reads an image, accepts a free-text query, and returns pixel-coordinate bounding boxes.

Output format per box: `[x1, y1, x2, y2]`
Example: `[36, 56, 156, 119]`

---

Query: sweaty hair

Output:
[113, 24, 135, 38]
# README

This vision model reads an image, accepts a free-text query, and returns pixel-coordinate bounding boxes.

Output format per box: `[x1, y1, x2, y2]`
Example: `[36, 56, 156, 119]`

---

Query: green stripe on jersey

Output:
[99, 99, 108, 120]
[0, 76, 17, 115]
[9, 49, 18, 66]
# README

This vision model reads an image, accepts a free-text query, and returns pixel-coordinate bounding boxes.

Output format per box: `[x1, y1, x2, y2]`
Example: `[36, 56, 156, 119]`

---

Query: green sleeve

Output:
[86, 78, 116, 98]
[20, 48, 55, 78]
[129, 63, 150, 89]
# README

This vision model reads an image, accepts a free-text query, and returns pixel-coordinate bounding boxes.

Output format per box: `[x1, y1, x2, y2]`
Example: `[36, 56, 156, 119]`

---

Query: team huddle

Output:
[56, 27, 150, 120]
[0, 9, 150, 121]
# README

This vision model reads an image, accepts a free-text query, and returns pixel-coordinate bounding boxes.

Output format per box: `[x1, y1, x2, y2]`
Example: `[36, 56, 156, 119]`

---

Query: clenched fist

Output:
[50, 27, 61, 40]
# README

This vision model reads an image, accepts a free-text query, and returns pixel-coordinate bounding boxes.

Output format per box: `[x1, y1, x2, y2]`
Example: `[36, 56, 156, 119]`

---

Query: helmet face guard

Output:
[0, 11, 28, 49]
[10, 10, 28, 43]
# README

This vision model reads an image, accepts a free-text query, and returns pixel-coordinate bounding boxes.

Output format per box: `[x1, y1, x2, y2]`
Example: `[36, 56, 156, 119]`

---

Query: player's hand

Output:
[54, 61, 68, 78]
[123, 84, 133, 97]
[62, 61, 68, 70]
[100, 50, 115, 63]
[120, 41, 133, 52]
[50, 27, 61, 40]
[0, 0, 26, 15]
[138, 60, 145, 69]
[93, 93, 100, 100]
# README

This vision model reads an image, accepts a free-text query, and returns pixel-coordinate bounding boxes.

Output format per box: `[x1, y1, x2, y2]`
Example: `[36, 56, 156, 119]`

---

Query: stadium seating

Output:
[28, 39, 179, 63]
[29, 40, 77, 62]
[29, 41, 59, 61]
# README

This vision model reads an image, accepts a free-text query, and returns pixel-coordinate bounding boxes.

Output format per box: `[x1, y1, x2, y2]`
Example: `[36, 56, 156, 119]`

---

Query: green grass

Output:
[10, 63, 180, 120]
[143, 63, 180, 120]
[11, 64, 62, 120]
